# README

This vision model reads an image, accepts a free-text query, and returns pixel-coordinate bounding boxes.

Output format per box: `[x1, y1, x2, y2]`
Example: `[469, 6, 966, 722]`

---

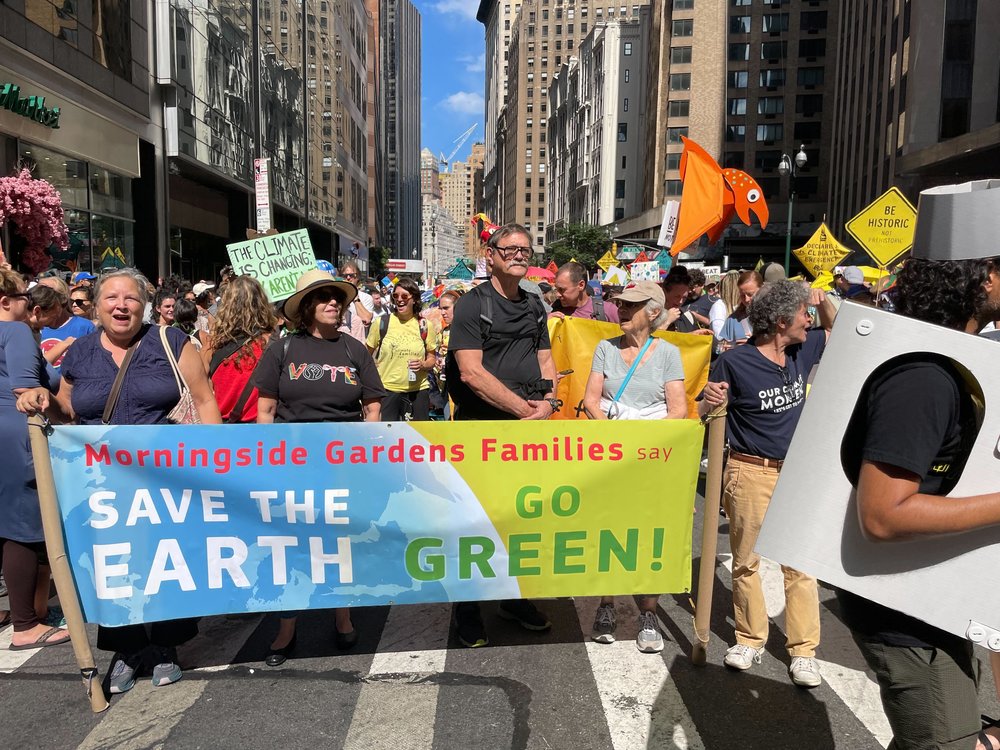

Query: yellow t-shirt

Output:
[367, 315, 439, 392]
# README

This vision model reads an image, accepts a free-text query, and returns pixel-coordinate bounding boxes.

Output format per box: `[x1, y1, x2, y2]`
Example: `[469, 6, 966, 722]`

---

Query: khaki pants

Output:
[723, 459, 820, 657]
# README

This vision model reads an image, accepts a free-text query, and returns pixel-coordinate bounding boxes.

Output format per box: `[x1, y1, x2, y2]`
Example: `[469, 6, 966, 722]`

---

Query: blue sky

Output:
[414, 0, 486, 167]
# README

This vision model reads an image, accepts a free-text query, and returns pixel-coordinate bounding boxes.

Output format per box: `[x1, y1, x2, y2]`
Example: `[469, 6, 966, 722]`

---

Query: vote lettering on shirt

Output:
[288, 361, 359, 386]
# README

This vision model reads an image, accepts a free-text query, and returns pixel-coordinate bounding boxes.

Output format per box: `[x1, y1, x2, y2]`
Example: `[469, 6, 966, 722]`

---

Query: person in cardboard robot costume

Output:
[835, 180, 1000, 750]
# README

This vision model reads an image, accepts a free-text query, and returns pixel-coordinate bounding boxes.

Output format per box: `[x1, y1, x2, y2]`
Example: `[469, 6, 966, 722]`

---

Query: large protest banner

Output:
[49, 420, 702, 627]
[547, 317, 712, 420]
[226, 228, 317, 302]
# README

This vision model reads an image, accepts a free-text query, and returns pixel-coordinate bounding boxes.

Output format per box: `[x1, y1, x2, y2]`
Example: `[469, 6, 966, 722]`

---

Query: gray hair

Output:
[748, 280, 810, 335]
[94, 268, 152, 308]
[645, 299, 668, 329]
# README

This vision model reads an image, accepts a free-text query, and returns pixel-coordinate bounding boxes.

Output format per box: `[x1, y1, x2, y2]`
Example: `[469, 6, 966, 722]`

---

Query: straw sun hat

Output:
[282, 269, 358, 323]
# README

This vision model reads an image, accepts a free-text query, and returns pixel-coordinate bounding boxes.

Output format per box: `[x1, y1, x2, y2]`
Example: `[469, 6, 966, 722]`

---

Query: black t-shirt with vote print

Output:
[254, 332, 386, 423]
[709, 328, 826, 460]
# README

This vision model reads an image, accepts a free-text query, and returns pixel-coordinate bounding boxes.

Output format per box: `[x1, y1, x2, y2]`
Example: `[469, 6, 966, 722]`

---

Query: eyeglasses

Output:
[392, 294, 413, 303]
[5, 292, 29, 301]
[613, 298, 647, 309]
[492, 245, 532, 260]
[70, 298, 91, 307]
[309, 288, 342, 304]
[343, 273, 359, 279]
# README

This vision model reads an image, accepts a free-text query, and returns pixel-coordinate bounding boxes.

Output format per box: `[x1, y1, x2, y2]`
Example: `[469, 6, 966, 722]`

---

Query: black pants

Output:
[97, 619, 199, 655]
[381, 390, 430, 421]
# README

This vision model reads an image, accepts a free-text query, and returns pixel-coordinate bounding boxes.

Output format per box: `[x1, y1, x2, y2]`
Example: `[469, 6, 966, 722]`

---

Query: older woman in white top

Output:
[582, 280, 686, 653]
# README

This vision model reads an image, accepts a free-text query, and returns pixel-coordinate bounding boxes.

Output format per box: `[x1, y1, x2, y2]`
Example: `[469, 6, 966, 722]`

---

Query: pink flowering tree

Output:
[0, 168, 69, 273]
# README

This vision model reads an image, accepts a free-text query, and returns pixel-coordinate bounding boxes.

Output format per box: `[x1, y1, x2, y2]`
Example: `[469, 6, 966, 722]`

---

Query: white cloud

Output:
[442, 91, 485, 114]
[459, 52, 486, 73]
[432, 0, 478, 20]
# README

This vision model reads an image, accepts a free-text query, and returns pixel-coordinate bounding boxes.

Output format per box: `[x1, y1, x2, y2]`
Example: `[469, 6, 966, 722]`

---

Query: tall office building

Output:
[828, 1, 1000, 233]
[440, 142, 486, 257]
[381, 0, 421, 259]
[476, 0, 525, 222]
[547, 16, 650, 237]
[365, 0, 384, 249]
[502, 0, 653, 252]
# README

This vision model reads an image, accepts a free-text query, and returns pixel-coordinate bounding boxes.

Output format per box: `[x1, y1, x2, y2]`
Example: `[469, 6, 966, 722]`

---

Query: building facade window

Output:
[797, 67, 825, 86]
[728, 70, 748, 88]
[759, 68, 786, 87]
[726, 125, 746, 142]
[665, 179, 683, 196]
[728, 97, 747, 115]
[623, 97, 629, 112]
[667, 126, 689, 143]
[615, 179, 626, 199]
[758, 96, 784, 114]
[670, 46, 692, 64]
[666, 152, 683, 170]
[756, 124, 783, 142]
[730, 15, 751, 34]
[624, 42, 632, 55]
[668, 99, 690, 117]
[762, 13, 789, 32]
[794, 121, 821, 141]
[617, 123, 628, 141]
[672, 19, 693, 36]
[799, 38, 826, 58]
[673, 0, 694, 8]
[761, 41, 787, 60]
[800, 10, 827, 31]
[796, 94, 823, 115]
[669, 73, 691, 91]
[729, 43, 750, 61]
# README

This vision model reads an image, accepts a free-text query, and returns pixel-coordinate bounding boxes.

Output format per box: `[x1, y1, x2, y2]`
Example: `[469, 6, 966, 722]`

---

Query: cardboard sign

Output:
[602, 265, 629, 285]
[757, 302, 1000, 647]
[657, 200, 680, 248]
[226, 229, 317, 302]
[629, 261, 660, 282]
[48, 421, 702, 625]
[845, 187, 917, 268]
[794, 222, 853, 277]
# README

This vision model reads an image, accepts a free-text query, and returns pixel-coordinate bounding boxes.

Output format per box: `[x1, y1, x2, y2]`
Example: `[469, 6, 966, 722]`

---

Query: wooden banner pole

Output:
[26, 415, 109, 712]
[691, 408, 726, 665]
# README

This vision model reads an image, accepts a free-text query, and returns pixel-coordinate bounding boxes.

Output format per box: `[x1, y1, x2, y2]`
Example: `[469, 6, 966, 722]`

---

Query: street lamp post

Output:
[777, 145, 808, 275]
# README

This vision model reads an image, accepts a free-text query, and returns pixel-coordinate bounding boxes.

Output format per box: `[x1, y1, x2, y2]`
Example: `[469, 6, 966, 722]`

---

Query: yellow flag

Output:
[547, 318, 712, 420]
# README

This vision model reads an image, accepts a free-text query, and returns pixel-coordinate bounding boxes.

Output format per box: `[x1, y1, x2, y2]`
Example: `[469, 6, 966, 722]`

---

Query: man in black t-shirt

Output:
[444, 223, 558, 648]
[836, 252, 1000, 750]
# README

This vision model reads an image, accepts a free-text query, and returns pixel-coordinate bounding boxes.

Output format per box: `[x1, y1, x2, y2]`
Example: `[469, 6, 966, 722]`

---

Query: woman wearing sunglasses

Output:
[254, 269, 385, 666]
[366, 277, 438, 421]
[69, 285, 94, 319]
[581, 280, 687, 654]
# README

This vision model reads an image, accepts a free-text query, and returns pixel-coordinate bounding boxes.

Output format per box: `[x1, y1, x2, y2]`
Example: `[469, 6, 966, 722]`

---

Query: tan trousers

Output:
[723, 458, 820, 657]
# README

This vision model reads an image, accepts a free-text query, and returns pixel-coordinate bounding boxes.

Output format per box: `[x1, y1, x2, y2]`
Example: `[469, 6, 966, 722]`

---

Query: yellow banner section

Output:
[428, 420, 704, 597]
[548, 317, 712, 419]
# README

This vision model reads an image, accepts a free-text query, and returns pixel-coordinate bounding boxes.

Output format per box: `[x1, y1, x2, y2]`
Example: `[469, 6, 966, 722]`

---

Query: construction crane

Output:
[439, 123, 479, 171]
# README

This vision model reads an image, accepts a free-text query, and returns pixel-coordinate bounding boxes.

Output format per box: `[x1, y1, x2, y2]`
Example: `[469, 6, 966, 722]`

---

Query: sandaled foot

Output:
[9, 625, 70, 650]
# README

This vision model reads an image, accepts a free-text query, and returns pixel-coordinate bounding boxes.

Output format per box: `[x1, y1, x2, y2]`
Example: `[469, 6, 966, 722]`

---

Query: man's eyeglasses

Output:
[492, 245, 532, 260]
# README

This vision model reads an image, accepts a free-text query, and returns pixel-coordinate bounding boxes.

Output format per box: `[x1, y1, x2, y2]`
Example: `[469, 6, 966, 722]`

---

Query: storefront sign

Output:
[48, 421, 702, 626]
[0, 83, 61, 129]
[226, 228, 317, 302]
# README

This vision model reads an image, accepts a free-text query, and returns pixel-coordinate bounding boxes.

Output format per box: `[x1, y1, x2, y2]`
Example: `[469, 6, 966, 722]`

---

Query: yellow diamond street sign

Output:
[794, 222, 852, 278]
[596, 250, 617, 272]
[845, 186, 917, 268]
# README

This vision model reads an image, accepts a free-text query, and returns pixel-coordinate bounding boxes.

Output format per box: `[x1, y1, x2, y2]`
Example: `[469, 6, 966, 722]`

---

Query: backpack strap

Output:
[478, 287, 494, 341]
[374, 313, 391, 359]
[592, 297, 607, 321]
[478, 285, 546, 349]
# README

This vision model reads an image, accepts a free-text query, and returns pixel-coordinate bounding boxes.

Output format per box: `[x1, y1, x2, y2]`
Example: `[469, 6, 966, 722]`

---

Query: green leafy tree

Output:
[367, 246, 393, 280]
[543, 223, 612, 270]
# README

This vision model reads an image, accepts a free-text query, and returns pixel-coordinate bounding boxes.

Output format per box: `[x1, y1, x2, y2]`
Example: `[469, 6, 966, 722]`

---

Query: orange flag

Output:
[671, 137, 725, 256]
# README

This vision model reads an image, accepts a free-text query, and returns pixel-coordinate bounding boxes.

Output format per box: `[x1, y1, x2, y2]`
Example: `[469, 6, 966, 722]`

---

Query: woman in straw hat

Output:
[253, 269, 386, 666]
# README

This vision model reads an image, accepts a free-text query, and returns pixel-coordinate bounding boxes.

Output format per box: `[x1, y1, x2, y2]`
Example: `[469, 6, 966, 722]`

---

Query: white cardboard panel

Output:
[756, 302, 1000, 647]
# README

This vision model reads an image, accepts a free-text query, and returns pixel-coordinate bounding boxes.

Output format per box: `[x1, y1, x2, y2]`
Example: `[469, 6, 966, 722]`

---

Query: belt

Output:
[728, 450, 783, 470]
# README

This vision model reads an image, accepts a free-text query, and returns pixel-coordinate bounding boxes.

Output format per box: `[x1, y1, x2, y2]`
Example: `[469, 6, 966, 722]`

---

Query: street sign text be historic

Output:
[845, 187, 917, 268]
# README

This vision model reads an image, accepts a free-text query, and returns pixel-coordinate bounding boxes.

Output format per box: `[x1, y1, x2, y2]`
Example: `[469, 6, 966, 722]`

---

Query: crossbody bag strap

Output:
[159, 325, 185, 395]
[102, 338, 142, 425]
[612, 336, 654, 403]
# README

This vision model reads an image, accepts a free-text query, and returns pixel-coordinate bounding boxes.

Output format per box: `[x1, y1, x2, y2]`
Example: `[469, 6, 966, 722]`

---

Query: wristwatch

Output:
[546, 397, 563, 413]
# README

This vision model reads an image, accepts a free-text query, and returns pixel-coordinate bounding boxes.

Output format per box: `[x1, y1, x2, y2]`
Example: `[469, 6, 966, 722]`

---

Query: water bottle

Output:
[408, 367, 417, 383]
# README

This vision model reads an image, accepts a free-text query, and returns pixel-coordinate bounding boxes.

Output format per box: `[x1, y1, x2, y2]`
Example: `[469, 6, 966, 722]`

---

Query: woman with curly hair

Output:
[202, 275, 278, 423]
[700, 279, 836, 688]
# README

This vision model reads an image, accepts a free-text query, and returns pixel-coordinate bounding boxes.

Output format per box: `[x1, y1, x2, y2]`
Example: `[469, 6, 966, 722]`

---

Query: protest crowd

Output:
[3, 181, 1000, 749]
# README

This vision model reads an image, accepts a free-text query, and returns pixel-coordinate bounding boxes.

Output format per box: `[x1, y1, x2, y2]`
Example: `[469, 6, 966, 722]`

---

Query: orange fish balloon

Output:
[671, 137, 770, 255]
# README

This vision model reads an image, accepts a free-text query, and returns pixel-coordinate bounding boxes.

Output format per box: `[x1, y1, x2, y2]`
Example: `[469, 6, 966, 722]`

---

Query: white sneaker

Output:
[724, 643, 763, 671]
[789, 656, 822, 688]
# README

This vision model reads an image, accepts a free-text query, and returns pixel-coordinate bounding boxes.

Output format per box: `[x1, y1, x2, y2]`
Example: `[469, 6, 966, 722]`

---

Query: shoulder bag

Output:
[159, 325, 202, 424]
[602, 336, 654, 420]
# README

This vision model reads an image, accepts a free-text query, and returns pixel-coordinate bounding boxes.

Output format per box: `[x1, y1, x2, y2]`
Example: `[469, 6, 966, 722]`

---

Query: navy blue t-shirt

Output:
[709, 328, 826, 459]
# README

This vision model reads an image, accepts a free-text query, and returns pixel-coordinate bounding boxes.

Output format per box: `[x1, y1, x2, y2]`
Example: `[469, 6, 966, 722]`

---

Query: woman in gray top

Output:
[582, 279, 687, 654]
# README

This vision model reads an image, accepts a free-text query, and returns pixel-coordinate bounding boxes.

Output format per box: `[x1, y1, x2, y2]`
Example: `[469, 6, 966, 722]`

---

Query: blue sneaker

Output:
[108, 653, 137, 695]
[150, 647, 182, 687]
